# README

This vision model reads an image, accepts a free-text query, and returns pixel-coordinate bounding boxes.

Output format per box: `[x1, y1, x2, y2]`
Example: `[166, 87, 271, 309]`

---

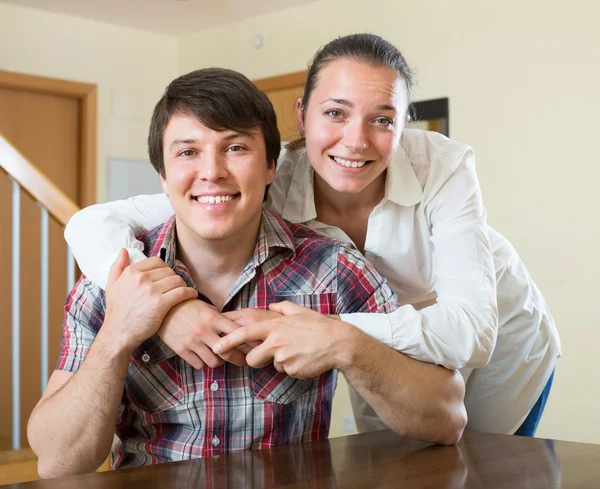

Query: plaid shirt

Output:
[57, 211, 397, 469]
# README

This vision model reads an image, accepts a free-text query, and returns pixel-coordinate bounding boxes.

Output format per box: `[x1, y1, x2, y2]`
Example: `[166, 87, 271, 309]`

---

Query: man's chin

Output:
[191, 228, 234, 242]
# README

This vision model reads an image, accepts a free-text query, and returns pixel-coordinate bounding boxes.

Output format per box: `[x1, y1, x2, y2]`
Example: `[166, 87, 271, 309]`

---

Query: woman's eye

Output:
[325, 109, 344, 120]
[375, 117, 394, 127]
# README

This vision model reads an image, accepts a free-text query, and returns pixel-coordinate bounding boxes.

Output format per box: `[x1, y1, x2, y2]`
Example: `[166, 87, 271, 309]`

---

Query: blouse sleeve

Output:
[64, 193, 173, 290]
[341, 145, 499, 370]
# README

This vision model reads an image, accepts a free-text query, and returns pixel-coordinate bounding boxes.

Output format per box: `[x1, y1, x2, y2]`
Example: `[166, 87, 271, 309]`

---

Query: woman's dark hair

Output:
[148, 67, 280, 176]
[287, 33, 414, 151]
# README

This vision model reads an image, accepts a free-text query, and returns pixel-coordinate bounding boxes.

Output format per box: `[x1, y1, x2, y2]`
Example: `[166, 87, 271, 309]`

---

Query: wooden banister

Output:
[0, 132, 79, 226]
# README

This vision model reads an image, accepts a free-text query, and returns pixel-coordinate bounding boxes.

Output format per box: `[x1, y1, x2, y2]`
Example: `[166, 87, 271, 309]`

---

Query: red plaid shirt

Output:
[57, 211, 397, 469]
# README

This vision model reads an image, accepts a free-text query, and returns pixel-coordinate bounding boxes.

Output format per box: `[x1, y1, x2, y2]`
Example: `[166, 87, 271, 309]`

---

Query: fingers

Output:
[245, 342, 275, 369]
[153, 274, 189, 295]
[268, 301, 306, 316]
[223, 308, 282, 326]
[162, 286, 199, 309]
[107, 249, 129, 287]
[214, 316, 242, 336]
[144, 266, 180, 283]
[217, 349, 247, 367]
[179, 350, 206, 370]
[213, 323, 271, 354]
[132, 256, 172, 272]
[191, 344, 224, 369]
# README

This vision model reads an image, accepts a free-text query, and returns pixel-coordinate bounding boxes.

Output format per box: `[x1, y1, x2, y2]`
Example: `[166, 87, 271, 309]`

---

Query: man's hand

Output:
[159, 300, 247, 369]
[103, 249, 198, 352]
[214, 301, 356, 378]
[222, 308, 282, 326]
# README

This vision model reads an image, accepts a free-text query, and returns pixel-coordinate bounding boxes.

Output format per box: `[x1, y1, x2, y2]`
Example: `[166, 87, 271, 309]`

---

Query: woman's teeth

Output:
[332, 156, 367, 168]
[196, 195, 235, 204]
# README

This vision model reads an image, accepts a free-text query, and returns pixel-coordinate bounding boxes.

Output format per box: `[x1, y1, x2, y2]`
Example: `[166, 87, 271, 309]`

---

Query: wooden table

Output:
[4, 430, 600, 488]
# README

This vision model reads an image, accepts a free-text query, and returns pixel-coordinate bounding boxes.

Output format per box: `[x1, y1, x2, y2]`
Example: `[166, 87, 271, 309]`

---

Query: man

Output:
[27, 68, 466, 478]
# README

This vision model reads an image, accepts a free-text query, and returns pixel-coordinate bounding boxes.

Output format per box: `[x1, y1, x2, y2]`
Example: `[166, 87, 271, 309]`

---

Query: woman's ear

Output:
[295, 97, 305, 136]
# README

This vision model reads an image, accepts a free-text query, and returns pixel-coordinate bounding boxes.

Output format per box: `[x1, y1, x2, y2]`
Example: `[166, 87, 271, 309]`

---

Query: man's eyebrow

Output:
[168, 131, 256, 151]
[320, 98, 397, 112]
[168, 139, 198, 151]
[222, 130, 256, 141]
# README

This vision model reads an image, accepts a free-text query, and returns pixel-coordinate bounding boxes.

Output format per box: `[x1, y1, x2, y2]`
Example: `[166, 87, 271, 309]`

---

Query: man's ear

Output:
[266, 161, 276, 185]
[295, 97, 304, 136]
[160, 173, 169, 197]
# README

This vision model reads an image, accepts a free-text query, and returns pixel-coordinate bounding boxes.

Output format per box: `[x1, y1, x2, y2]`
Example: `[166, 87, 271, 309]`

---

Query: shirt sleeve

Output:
[56, 277, 106, 373]
[340, 146, 499, 370]
[64, 194, 173, 290]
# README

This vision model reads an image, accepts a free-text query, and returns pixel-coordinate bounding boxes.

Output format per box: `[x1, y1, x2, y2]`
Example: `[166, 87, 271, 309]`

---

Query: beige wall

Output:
[0, 3, 179, 202]
[1, 0, 597, 444]
[179, 0, 600, 443]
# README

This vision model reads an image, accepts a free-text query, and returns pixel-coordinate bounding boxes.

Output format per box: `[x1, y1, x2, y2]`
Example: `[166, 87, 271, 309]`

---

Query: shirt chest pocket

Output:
[248, 365, 318, 404]
[125, 356, 184, 414]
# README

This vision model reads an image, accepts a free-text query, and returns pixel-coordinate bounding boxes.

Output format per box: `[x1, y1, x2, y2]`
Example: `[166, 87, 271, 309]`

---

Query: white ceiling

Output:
[0, 0, 319, 35]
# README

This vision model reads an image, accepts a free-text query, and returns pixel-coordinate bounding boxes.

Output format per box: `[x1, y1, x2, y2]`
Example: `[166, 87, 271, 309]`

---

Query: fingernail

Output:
[213, 343, 222, 353]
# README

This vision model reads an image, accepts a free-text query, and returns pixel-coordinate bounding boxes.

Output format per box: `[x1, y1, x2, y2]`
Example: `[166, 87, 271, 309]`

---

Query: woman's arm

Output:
[340, 145, 499, 370]
[64, 193, 173, 289]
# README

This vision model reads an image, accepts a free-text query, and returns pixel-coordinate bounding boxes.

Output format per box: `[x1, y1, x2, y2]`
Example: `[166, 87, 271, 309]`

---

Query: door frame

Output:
[0, 70, 97, 206]
[253, 70, 307, 93]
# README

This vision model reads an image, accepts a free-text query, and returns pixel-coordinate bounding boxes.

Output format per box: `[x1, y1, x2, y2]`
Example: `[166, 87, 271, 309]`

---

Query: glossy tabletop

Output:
[4, 430, 600, 488]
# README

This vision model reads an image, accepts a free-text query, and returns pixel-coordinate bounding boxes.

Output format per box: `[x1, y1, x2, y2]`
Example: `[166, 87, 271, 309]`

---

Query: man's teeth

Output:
[332, 156, 367, 168]
[196, 195, 235, 204]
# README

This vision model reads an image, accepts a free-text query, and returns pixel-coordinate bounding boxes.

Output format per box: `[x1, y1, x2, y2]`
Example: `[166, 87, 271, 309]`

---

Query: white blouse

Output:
[64, 129, 560, 434]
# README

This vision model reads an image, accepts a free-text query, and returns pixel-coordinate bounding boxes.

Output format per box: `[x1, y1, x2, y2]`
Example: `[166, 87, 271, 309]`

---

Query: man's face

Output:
[161, 113, 275, 246]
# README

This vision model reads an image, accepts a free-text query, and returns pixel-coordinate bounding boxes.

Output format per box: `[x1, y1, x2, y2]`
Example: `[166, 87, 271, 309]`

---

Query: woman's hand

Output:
[215, 301, 351, 378]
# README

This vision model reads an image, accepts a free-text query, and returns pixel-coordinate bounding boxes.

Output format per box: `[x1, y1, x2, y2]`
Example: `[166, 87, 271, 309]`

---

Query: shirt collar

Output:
[386, 142, 423, 207]
[149, 210, 297, 276]
[254, 210, 297, 265]
[280, 144, 423, 224]
[146, 214, 178, 265]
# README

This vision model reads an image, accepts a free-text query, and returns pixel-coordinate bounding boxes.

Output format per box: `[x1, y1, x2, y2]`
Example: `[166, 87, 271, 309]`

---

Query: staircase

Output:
[0, 132, 82, 483]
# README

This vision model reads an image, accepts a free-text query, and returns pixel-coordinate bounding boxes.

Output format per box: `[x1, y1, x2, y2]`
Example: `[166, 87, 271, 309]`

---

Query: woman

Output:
[65, 33, 560, 436]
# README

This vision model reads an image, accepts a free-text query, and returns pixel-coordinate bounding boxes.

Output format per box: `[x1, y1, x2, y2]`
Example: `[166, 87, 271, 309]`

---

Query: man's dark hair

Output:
[148, 68, 281, 176]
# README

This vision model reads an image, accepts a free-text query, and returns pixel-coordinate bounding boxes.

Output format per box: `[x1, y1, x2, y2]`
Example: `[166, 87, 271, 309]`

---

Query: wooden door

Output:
[0, 87, 80, 450]
[254, 72, 306, 143]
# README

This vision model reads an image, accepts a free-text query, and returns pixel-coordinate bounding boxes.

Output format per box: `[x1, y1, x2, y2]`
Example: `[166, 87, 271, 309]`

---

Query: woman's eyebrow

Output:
[319, 98, 396, 112]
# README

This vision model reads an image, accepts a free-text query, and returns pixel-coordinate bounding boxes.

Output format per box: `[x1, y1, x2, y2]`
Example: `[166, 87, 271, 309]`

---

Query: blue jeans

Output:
[514, 370, 555, 437]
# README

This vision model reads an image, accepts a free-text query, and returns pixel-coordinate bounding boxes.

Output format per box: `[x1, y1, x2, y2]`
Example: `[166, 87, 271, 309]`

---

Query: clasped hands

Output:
[104, 251, 348, 378]
[160, 298, 346, 379]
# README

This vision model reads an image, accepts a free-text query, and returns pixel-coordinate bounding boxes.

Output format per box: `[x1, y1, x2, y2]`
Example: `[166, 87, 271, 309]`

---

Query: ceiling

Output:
[0, 0, 319, 35]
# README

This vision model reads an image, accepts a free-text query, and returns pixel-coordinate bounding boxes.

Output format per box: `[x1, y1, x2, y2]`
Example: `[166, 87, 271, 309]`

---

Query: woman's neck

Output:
[313, 171, 386, 254]
[313, 171, 386, 219]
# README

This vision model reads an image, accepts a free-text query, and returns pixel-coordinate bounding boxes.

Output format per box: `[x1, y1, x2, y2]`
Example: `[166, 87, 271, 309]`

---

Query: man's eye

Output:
[178, 150, 195, 157]
[227, 145, 244, 152]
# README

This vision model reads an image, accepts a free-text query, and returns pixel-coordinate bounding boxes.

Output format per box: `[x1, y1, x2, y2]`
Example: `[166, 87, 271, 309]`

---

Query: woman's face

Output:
[298, 58, 408, 196]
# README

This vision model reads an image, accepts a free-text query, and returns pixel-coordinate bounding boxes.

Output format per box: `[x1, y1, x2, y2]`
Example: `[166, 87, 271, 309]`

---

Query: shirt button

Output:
[141, 352, 150, 363]
[210, 382, 219, 391]
[211, 436, 220, 446]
